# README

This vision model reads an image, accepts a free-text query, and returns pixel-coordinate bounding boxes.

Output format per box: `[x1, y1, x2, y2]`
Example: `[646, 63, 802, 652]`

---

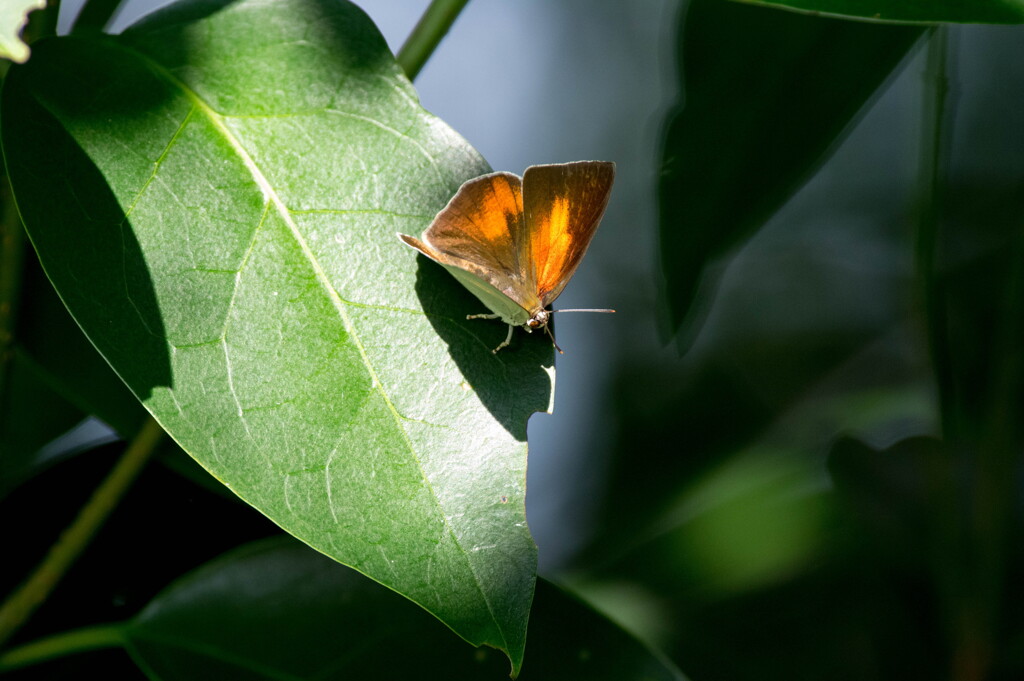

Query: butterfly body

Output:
[399, 161, 615, 352]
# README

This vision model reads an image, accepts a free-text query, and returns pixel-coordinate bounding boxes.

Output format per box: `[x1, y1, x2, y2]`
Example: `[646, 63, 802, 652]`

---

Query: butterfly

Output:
[399, 161, 615, 353]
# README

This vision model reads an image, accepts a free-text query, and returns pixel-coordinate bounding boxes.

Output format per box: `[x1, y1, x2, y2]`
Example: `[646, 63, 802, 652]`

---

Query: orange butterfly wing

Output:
[399, 171, 543, 312]
[521, 161, 615, 306]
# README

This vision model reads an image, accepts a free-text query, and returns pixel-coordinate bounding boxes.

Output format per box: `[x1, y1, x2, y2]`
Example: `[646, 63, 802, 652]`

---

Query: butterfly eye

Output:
[527, 319, 542, 329]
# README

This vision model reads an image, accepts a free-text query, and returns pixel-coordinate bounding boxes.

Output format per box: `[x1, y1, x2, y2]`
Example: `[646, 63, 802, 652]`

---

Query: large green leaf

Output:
[730, 0, 1024, 24]
[1, 0, 552, 672]
[659, 0, 922, 331]
[124, 537, 686, 680]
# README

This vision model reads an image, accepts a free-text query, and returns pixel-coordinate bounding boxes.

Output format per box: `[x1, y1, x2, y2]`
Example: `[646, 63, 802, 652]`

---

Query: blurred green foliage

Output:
[571, 2, 1024, 680]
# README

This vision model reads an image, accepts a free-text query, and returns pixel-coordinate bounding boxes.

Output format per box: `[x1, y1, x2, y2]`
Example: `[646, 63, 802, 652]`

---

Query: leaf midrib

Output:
[118, 43, 508, 649]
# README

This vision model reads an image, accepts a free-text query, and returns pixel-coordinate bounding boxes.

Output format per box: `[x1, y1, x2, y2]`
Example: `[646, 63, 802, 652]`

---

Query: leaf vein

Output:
[287, 207, 430, 220]
[324, 108, 444, 184]
[220, 202, 273, 465]
[117, 105, 197, 340]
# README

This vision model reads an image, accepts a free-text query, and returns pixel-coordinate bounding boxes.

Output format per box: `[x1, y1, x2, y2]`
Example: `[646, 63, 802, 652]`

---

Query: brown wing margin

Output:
[521, 161, 615, 305]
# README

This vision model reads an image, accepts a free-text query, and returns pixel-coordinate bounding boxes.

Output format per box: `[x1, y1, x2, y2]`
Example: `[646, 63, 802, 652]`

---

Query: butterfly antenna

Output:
[552, 308, 616, 314]
[545, 308, 614, 353]
[544, 324, 564, 354]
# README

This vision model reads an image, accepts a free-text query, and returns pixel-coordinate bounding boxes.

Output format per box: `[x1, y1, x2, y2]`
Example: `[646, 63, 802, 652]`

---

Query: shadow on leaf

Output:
[3, 53, 172, 401]
[412, 255, 553, 441]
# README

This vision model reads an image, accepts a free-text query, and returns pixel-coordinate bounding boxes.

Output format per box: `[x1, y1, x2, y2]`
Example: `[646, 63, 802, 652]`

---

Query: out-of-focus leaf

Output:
[828, 436, 956, 570]
[0, 352, 88, 498]
[124, 537, 686, 681]
[581, 436, 957, 681]
[0, 0, 43, 63]
[939, 182, 1024, 453]
[1, 223, 126, 497]
[594, 234, 922, 548]
[2, 0, 553, 671]
[658, 0, 921, 332]
[15, 250, 147, 436]
[731, 0, 1024, 25]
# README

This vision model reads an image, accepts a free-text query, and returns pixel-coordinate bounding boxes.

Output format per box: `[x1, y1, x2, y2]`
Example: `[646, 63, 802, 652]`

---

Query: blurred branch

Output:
[985, 235, 1024, 449]
[0, 625, 124, 671]
[915, 27, 956, 443]
[396, 0, 470, 81]
[916, 29, 1006, 681]
[0, 418, 164, 648]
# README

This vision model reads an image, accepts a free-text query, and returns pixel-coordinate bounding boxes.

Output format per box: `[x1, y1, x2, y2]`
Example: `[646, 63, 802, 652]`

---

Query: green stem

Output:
[0, 625, 125, 671]
[396, 0, 471, 81]
[916, 29, 1001, 681]
[915, 27, 955, 443]
[0, 418, 165, 648]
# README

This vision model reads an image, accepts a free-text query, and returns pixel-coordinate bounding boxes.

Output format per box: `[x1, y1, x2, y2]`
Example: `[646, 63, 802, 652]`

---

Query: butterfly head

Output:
[526, 309, 550, 330]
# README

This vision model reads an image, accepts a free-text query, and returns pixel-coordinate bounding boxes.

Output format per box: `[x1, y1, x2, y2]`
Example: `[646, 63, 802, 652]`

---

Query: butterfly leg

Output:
[491, 324, 515, 354]
[543, 324, 565, 355]
[465, 313, 514, 353]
